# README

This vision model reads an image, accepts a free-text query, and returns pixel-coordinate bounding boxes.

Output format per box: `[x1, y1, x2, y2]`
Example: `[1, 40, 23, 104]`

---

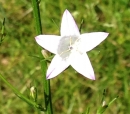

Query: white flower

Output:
[35, 9, 109, 80]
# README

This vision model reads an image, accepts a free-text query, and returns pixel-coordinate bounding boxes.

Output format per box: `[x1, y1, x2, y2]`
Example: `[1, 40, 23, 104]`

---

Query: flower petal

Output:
[70, 52, 95, 80]
[47, 55, 70, 79]
[79, 32, 109, 52]
[60, 9, 80, 36]
[35, 35, 61, 54]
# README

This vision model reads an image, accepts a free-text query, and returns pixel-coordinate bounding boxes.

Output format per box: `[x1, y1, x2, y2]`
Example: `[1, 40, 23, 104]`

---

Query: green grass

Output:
[0, 0, 130, 114]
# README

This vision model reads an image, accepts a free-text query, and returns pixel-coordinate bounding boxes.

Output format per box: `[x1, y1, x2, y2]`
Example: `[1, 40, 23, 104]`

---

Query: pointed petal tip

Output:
[35, 35, 41, 40]
[46, 74, 56, 80]
[46, 70, 54, 79]
[35, 35, 40, 43]
[35, 35, 43, 46]
[97, 32, 109, 38]
[46, 75, 50, 80]
[103, 32, 109, 37]
[64, 9, 69, 13]
[91, 75, 95, 80]
[35, 36, 38, 39]
[63, 9, 71, 17]
[87, 74, 95, 80]
[46, 73, 53, 80]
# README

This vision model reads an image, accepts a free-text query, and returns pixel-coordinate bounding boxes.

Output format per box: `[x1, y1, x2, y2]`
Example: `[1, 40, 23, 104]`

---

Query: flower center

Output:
[57, 35, 79, 59]
[68, 45, 73, 50]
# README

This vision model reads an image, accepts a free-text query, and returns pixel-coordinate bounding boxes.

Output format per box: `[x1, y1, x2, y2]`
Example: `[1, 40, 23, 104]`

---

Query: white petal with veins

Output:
[35, 35, 61, 54]
[60, 10, 80, 36]
[79, 32, 109, 52]
[70, 52, 95, 80]
[47, 55, 70, 79]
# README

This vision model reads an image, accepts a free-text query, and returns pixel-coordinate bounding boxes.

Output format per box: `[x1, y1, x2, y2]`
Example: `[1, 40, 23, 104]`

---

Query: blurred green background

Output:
[0, 0, 130, 114]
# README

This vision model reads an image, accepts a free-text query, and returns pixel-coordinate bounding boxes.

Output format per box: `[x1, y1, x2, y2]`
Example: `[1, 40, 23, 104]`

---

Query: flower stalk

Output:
[31, 0, 53, 113]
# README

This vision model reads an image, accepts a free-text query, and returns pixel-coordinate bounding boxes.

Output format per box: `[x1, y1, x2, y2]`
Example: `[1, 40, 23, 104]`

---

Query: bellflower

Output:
[35, 9, 109, 80]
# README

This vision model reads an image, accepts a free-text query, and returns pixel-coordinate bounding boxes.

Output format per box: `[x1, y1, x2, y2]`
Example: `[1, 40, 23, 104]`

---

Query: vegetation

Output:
[0, 0, 130, 113]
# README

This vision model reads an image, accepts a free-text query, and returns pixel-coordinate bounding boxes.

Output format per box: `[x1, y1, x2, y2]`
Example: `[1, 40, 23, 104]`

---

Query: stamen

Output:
[59, 49, 70, 56]
[69, 36, 72, 46]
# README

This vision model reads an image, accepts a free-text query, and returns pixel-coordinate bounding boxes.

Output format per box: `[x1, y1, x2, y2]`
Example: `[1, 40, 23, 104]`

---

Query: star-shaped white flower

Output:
[35, 9, 109, 80]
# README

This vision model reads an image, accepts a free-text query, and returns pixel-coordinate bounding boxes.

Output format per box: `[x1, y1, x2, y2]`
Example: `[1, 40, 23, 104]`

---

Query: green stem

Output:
[41, 60, 53, 114]
[31, 0, 42, 34]
[31, 0, 53, 114]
